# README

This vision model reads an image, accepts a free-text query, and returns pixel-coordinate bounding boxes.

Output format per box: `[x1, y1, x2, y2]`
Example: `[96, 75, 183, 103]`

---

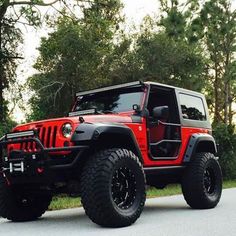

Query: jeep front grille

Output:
[20, 126, 58, 151]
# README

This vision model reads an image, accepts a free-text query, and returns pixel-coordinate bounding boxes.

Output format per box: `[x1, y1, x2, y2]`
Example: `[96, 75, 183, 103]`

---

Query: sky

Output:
[13, 0, 160, 122]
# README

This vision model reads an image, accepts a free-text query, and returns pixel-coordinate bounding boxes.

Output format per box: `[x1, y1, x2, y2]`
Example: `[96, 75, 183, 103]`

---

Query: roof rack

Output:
[76, 81, 144, 96]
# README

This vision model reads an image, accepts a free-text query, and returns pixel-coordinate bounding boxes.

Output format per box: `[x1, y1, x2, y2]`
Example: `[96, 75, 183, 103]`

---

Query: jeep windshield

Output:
[73, 87, 144, 114]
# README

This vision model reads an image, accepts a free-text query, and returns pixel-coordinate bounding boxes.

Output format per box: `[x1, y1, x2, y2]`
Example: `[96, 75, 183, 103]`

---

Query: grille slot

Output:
[52, 126, 57, 147]
[46, 126, 51, 148]
[41, 127, 46, 146]
[19, 125, 58, 151]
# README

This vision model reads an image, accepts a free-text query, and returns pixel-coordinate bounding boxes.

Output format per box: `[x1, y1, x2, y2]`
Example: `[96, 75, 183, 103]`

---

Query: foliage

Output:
[105, 0, 207, 90]
[194, 0, 236, 125]
[0, 0, 63, 122]
[213, 123, 236, 180]
[159, 0, 200, 43]
[158, 0, 236, 125]
[134, 32, 206, 91]
[0, 10, 22, 121]
[0, 118, 17, 137]
[27, 0, 124, 120]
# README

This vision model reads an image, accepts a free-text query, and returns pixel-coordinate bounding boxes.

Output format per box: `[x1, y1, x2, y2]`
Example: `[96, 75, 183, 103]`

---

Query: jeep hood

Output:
[14, 114, 133, 131]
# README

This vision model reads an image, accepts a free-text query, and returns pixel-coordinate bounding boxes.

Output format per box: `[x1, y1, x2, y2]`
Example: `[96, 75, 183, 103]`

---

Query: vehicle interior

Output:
[146, 85, 182, 159]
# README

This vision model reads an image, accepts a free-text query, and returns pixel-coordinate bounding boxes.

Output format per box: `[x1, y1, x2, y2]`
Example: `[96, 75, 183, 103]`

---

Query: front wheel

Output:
[81, 148, 146, 227]
[0, 175, 52, 222]
[181, 152, 222, 209]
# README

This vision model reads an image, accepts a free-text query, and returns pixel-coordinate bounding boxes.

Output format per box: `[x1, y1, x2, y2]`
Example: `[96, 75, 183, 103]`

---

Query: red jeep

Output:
[0, 81, 222, 227]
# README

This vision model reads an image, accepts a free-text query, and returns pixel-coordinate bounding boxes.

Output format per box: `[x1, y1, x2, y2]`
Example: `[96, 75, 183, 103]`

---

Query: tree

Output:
[158, 0, 236, 125]
[27, 0, 124, 120]
[0, 12, 22, 121]
[196, 0, 236, 125]
[0, 0, 62, 123]
[213, 123, 236, 179]
[159, 0, 201, 43]
[108, 1, 207, 91]
[134, 32, 206, 91]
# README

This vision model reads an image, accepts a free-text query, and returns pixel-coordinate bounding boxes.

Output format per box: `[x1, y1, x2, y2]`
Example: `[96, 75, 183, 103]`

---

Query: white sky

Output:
[13, 0, 160, 122]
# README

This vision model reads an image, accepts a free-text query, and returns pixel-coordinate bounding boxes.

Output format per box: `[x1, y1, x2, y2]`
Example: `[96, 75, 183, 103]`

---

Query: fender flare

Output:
[183, 133, 217, 163]
[71, 122, 143, 163]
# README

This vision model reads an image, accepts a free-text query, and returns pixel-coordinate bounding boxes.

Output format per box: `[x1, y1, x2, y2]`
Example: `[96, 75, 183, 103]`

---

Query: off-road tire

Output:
[0, 175, 52, 222]
[81, 148, 146, 227]
[181, 152, 222, 209]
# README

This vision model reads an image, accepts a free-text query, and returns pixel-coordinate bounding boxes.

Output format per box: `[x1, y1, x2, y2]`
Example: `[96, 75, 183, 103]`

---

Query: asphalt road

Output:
[0, 188, 236, 236]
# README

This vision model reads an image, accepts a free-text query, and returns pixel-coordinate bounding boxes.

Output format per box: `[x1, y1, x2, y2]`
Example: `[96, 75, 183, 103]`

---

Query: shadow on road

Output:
[144, 203, 189, 213]
[1, 210, 91, 226]
[1, 201, 191, 228]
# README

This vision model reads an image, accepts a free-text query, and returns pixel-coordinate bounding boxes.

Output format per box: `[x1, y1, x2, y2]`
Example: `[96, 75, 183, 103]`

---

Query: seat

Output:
[149, 116, 170, 157]
[149, 120, 166, 143]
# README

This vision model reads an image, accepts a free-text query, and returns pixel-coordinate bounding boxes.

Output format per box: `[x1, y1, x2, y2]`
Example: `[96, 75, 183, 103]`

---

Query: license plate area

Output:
[3, 151, 43, 175]
[9, 161, 25, 173]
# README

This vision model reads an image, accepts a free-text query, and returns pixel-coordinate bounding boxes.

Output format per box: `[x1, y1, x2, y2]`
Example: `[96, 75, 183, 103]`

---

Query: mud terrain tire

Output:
[81, 148, 146, 227]
[182, 152, 222, 209]
[0, 175, 52, 222]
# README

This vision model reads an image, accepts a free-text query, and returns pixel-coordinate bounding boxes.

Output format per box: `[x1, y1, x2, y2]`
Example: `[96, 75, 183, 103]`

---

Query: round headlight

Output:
[62, 123, 73, 138]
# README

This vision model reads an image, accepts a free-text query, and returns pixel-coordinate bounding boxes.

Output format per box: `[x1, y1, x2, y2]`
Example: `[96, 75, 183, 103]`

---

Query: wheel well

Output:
[95, 133, 143, 162]
[195, 141, 216, 154]
[73, 133, 143, 185]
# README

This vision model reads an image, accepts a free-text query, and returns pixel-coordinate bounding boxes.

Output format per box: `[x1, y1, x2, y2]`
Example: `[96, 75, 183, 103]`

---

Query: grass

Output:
[48, 179, 236, 211]
[222, 179, 236, 188]
[49, 195, 81, 211]
[147, 184, 181, 198]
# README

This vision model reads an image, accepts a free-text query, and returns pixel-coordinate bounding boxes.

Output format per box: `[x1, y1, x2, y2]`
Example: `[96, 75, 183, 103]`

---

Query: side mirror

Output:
[153, 106, 169, 120]
[133, 104, 141, 113]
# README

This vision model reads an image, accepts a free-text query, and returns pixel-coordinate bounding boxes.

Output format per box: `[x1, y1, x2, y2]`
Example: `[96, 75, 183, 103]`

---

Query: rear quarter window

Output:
[179, 93, 206, 121]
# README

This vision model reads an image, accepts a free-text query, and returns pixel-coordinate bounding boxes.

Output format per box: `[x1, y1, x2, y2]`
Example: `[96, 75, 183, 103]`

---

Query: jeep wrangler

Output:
[0, 81, 222, 227]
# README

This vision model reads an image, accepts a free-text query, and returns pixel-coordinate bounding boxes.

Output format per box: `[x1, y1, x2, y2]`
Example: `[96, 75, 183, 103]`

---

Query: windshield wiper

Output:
[102, 110, 118, 114]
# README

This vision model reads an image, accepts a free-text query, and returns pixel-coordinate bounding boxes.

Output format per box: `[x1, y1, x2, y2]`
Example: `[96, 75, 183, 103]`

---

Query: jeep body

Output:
[0, 81, 222, 227]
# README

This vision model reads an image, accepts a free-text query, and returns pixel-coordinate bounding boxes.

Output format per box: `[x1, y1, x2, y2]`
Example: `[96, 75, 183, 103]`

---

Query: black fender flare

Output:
[71, 122, 143, 163]
[183, 133, 217, 163]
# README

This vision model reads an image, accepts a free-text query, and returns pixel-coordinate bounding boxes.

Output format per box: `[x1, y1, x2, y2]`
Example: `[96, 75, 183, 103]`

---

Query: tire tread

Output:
[81, 148, 146, 227]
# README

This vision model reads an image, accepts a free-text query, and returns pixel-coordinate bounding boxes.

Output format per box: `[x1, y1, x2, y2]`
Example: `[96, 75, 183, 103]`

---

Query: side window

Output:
[179, 93, 206, 121]
[147, 87, 180, 123]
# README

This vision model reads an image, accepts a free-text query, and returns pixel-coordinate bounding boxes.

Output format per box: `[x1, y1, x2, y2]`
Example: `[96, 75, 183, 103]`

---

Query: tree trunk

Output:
[213, 62, 221, 123]
[0, 21, 4, 122]
[0, 75, 3, 122]
[229, 103, 233, 126]
[228, 85, 233, 126]
[224, 80, 229, 125]
[0, 1, 10, 123]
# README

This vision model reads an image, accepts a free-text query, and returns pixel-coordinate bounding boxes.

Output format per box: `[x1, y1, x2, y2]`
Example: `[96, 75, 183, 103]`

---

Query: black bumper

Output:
[0, 130, 88, 181]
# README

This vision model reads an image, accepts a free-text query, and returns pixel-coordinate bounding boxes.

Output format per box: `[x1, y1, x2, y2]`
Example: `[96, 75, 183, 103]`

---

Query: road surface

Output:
[0, 188, 236, 236]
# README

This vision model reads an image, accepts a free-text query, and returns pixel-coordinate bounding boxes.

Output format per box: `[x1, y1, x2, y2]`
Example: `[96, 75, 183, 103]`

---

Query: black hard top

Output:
[76, 81, 204, 98]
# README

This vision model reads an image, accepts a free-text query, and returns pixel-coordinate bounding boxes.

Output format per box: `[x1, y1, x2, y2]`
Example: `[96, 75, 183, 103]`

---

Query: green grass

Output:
[48, 179, 236, 211]
[49, 195, 81, 211]
[223, 179, 236, 188]
[147, 184, 181, 198]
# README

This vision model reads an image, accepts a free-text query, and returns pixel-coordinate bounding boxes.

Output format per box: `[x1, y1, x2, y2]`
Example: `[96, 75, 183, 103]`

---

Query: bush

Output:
[0, 119, 17, 137]
[213, 123, 236, 180]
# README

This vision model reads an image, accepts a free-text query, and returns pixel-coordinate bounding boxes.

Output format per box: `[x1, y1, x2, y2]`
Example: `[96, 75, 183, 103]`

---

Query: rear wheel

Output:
[181, 152, 222, 209]
[81, 148, 146, 227]
[0, 175, 52, 222]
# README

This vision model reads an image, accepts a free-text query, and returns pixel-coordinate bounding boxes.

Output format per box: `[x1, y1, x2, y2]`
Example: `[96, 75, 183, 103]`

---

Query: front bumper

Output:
[0, 130, 88, 181]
